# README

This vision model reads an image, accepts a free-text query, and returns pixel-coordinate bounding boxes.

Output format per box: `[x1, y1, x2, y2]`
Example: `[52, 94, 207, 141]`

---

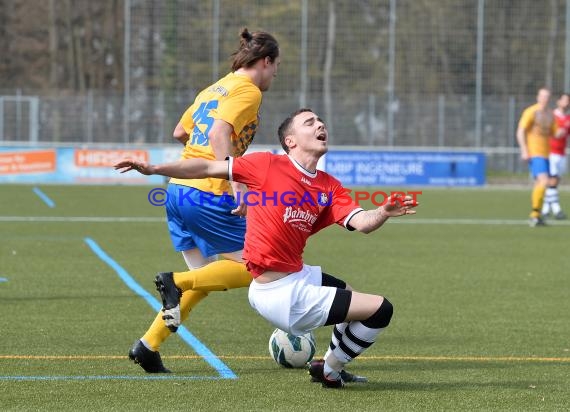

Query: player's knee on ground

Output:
[362, 297, 393, 329]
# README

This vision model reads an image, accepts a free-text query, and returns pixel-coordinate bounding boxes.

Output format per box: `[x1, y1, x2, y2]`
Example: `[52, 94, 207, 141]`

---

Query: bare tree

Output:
[323, 0, 336, 141]
[74, 12, 86, 93]
[48, 0, 58, 89]
[545, 0, 559, 89]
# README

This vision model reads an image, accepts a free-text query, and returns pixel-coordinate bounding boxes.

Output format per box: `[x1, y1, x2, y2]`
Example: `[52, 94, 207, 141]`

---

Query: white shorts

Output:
[248, 265, 337, 336]
[549, 153, 567, 177]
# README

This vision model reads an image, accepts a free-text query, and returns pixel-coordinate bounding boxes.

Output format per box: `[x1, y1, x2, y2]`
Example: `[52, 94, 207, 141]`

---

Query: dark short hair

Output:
[277, 108, 313, 153]
[231, 28, 279, 71]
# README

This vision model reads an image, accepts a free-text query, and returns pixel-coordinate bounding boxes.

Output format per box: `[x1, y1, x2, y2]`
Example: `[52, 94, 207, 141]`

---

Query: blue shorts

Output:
[529, 157, 549, 178]
[165, 184, 246, 256]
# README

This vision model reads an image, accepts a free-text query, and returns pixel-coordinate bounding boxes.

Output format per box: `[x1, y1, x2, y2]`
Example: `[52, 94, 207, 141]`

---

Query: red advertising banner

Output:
[74, 149, 149, 168]
[0, 150, 56, 174]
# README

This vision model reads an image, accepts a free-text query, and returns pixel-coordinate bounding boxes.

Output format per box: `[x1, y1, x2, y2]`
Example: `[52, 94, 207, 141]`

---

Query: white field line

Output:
[2, 216, 570, 226]
[0, 216, 165, 223]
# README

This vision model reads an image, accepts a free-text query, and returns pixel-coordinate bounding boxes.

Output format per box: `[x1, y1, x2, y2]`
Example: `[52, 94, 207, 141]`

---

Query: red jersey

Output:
[230, 152, 362, 277]
[550, 109, 570, 155]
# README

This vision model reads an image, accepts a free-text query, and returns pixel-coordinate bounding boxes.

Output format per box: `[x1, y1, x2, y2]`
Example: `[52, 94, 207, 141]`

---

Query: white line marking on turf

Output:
[2, 354, 566, 381]
[0, 375, 225, 381]
[0, 216, 165, 222]
[2, 216, 570, 226]
[392, 218, 570, 225]
[1, 354, 568, 362]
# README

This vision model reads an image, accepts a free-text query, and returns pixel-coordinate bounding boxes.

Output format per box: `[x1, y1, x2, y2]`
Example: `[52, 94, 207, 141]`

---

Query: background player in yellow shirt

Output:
[128, 28, 280, 372]
[516, 87, 562, 227]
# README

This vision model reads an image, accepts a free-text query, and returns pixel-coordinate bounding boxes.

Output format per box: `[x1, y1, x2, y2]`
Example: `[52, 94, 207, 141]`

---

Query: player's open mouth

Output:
[317, 133, 327, 141]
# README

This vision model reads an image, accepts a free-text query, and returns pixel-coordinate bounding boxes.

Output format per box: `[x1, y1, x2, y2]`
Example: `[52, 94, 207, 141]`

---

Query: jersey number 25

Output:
[190, 100, 219, 146]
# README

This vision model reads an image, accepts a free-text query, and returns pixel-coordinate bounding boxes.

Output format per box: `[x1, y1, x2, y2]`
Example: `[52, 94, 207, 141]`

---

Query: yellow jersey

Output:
[170, 72, 262, 194]
[518, 103, 557, 158]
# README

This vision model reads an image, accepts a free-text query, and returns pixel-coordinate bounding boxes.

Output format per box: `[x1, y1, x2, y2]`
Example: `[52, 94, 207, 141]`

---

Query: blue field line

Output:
[32, 187, 55, 208]
[83, 237, 237, 380]
[0, 375, 224, 381]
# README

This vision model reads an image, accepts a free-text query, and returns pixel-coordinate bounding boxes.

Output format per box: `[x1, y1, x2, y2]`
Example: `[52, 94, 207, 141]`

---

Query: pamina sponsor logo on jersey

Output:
[283, 206, 318, 225]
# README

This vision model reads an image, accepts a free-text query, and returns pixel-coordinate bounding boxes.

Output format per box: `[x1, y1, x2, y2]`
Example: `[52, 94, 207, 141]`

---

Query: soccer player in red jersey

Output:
[542, 93, 570, 219]
[115, 109, 418, 388]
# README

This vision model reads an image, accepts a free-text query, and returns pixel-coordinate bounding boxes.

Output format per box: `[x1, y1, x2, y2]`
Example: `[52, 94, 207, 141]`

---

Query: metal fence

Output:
[2, 0, 570, 173]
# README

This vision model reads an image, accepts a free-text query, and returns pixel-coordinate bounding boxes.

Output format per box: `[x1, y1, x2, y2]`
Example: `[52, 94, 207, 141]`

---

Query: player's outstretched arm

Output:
[113, 158, 229, 180]
[348, 195, 418, 234]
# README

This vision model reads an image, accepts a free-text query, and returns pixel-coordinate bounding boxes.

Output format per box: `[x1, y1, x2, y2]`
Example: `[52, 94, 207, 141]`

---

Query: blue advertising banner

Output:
[324, 151, 486, 186]
[1, 147, 486, 187]
[0, 147, 165, 184]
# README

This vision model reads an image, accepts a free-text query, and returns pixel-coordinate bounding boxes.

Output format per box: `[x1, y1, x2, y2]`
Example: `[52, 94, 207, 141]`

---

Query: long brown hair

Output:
[231, 28, 279, 71]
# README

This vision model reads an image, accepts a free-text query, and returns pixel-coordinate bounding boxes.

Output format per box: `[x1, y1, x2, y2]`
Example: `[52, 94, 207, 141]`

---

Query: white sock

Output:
[544, 187, 560, 215]
[541, 198, 551, 215]
[543, 188, 555, 214]
[551, 190, 562, 214]
[549, 186, 561, 214]
[331, 321, 383, 364]
[324, 323, 347, 360]
[323, 357, 342, 380]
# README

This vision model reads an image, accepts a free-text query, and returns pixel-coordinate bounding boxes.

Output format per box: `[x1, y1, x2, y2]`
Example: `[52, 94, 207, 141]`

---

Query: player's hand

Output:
[232, 202, 248, 217]
[230, 181, 248, 217]
[381, 195, 418, 217]
[114, 158, 155, 175]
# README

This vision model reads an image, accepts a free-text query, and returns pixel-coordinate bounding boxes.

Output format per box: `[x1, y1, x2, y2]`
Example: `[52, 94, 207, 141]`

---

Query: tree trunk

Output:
[48, 0, 58, 90]
[435, 5, 453, 95]
[113, 0, 123, 89]
[84, 1, 93, 89]
[48, 0, 61, 141]
[323, 0, 336, 141]
[74, 25, 85, 92]
[145, 0, 158, 141]
[64, 0, 76, 90]
[544, 0, 558, 89]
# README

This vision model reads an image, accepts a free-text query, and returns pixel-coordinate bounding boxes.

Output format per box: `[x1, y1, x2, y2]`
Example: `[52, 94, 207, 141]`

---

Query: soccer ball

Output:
[268, 328, 316, 368]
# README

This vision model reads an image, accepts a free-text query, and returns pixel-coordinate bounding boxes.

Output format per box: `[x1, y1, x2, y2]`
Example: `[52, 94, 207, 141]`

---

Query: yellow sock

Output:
[142, 289, 208, 351]
[173, 260, 251, 292]
[141, 261, 251, 351]
[530, 185, 546, 218]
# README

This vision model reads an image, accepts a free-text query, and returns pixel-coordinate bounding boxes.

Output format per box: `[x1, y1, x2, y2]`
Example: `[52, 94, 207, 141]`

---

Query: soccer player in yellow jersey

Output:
[128, 28, 280, 372]
[516, 87, 565, 227]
